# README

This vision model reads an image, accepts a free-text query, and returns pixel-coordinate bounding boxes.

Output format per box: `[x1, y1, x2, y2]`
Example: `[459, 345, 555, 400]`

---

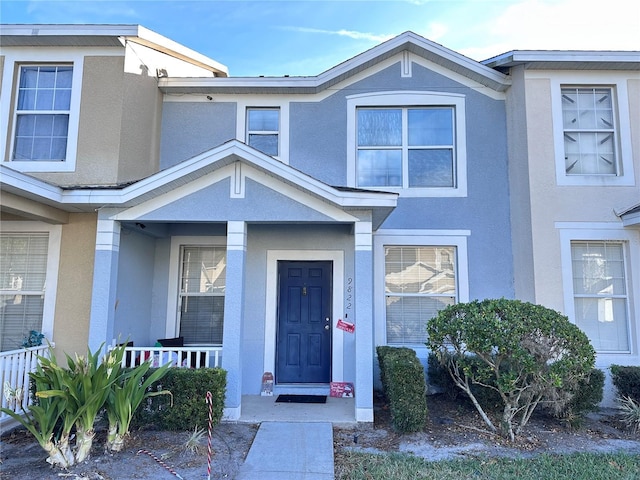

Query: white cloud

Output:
[284, 26, 394, 43]
[457, 0, 640, 60]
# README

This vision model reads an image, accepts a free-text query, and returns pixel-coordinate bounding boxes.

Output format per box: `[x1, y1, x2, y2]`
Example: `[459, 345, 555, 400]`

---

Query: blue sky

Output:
[1, 0, 639, 77]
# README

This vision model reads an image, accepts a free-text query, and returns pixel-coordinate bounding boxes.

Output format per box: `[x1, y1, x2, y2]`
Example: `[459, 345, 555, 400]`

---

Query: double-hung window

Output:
[570, 241, 630, 352]
[12, 65, 73, 162]
[561, 87, 617, 175]
[357, 107, 455, 188]
[178, 246, 226, 345]
[0, 233, 49, 351]
[247, 107, 279, 156]
[384, 245, 457, 344]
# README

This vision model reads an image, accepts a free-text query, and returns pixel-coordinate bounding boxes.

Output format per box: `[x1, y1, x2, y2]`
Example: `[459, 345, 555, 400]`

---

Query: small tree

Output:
[427, 299, 595, 441]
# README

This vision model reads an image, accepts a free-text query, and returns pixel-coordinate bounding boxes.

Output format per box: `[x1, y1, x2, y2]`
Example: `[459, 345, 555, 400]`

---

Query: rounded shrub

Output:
[427, 298, 595, 440]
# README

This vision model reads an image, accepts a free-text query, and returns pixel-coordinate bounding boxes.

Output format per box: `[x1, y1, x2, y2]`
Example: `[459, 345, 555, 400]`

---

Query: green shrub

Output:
[427, 299, 596, 441]
[427, 352, 459, 399]
[610, 365, 640, 403]
[565, 368, 605, 416]
[376, 346, 428, 433]
[133, 367, 226, 431]
[542, 368, 604, 427]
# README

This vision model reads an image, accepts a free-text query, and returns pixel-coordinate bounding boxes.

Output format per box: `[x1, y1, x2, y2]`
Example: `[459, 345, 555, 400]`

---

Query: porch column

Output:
[88, 213, 121, 352]
[354, 219, 374, 422]
[222, 221, 247, 420]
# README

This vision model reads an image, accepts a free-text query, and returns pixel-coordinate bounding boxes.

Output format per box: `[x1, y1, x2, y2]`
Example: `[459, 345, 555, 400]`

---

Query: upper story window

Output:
[347, 92, 467, 197]
[561, 87, 617, 176]
[357, 107, 455, 188]
[550, 75, 635, 187]
[247, 107, 279, 156]
[1, 52, 84, 173]
[13, 65, 73, 162]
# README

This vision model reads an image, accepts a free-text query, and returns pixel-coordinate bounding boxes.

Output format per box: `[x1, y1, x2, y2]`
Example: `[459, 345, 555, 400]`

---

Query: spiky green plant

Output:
[105, 359, 172, 452]
[66, 345, 124, 461]
[1, 347, 76, 468]
[183, 426, 206, 455]
[617, 396, 640, 433]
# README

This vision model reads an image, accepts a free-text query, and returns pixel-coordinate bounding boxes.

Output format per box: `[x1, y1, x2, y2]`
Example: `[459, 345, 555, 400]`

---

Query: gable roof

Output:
[158, 31, 511, 94]
[0, 141, 397, 229]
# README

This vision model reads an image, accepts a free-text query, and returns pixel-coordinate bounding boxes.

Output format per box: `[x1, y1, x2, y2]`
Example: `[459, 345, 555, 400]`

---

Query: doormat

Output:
[275, 394, 327, 404]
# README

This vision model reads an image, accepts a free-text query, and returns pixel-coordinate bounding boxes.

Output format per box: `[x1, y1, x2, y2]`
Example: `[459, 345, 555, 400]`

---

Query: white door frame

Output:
[264, 250, 344, 383]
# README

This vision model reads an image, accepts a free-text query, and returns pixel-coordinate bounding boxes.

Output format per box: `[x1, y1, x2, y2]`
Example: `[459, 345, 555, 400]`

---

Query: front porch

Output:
[237, 395, 356, 425]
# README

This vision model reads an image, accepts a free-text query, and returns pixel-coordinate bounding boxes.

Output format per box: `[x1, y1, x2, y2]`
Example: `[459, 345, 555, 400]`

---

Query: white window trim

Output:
[0, 222, 62, 344]
[1, 50, 85, 172]
[235, 98, 289, 164]
[166, 236, 226, 340]
[558, 223, 639, 358]
[373, 229, 470, 352]
[550, 74, 635, 186]
[347, 91, 467, 197]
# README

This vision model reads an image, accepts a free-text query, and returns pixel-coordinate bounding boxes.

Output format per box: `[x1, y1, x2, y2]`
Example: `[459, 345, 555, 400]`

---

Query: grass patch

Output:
[335, 451, 640, 480]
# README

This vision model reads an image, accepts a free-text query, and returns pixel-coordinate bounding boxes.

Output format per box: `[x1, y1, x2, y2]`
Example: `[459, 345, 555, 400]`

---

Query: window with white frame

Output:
[571, 241, 629, 352]
[12, 65, 73, 162]
[0, 233, 49, 351]
[561, 87, 618, 176]
[385, 245, 457, 344]
[246, 107, 279, 156]
[357, 107, 455, 188]
[178, 246, 226, 345]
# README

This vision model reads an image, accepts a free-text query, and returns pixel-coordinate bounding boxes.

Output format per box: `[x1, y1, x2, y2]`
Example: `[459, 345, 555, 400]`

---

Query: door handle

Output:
[325, 325, 330, 330]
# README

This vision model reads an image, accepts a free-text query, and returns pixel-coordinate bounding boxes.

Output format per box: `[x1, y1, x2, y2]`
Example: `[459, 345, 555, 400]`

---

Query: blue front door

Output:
[276, 261, 332, 384]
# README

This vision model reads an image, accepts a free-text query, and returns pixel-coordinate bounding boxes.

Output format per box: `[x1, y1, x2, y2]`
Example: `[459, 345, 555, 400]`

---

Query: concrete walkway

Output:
[236, 422, 334, 479]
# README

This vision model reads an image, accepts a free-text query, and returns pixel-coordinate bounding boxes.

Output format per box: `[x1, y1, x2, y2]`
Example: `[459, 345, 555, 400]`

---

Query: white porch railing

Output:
[1, 344, 53, 428]
[118, 346, 222, 369]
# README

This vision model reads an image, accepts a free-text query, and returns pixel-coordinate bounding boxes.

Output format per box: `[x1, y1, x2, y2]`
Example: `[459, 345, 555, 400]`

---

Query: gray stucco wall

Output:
[288, 62, 514, 300]
[113, 228, 157, 345]
[159, 102, 236, 169]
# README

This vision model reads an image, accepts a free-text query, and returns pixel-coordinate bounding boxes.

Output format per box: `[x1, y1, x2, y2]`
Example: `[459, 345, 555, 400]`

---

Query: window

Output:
[357, 107, 455, 188]
[178, 246, 226, 345]
[384, 245, 457, 344]
[347, 92, 467, 197]
[571, 241, 629, 352]
[12, 65, 73, 162]
[561, 87, 617, 175]
[0, 233, 49, 351]
[247, 107, 279, 156]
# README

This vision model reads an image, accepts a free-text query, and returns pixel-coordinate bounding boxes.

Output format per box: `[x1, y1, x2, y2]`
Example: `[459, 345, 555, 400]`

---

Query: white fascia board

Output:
[58, 141, 396, 209]
[160, 31, 509, 91]
[3, 141, 397, 211]
[484, 50, 640, 68]
[127, 26, 229, 76]
[0, 24, 141, 38]
[0, 24, 228, 76]
[621, 211, 640, 227]
[0, 165, 64, 202]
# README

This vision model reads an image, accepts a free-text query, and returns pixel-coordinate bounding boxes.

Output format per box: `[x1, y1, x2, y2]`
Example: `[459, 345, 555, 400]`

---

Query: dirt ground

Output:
[2, 393, 639, 480]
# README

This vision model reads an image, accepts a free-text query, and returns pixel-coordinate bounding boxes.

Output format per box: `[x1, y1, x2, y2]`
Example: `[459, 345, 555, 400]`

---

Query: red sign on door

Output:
[336, 319, 355, 333]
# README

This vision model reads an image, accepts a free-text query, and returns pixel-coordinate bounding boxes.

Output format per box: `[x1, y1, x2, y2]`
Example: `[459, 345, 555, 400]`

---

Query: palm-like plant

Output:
[1, 370, 68, 466]
[2, 348, 77, 468]
[65, 346, 124, 461]
[105, 359, 172, 452]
